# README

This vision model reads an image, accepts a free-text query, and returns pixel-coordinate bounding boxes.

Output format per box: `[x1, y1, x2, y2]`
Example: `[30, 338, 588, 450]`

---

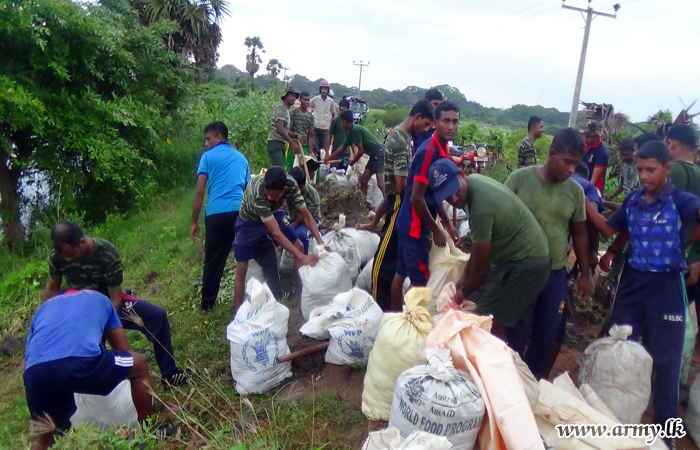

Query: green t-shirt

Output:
[267, 102, 290, 142]
[383, 127, 412, 197]
[505, 167, 586, 270]
[669, 160, 700, 263]
[239, 174, 306, 223]
[289, 108, 315, 144]
[49, 238, 123, 297]
[289, 184, 321, 222]
[465, 174, 549, 264]
[342, 124, 382, 156]
[329, 116, 347, 152]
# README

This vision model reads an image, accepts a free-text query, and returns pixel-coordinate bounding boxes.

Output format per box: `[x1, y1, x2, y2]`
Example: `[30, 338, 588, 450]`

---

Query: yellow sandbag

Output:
[426, 226, 470, 315]
[362, 288, 434, 420]
[426, 312, 543, 450]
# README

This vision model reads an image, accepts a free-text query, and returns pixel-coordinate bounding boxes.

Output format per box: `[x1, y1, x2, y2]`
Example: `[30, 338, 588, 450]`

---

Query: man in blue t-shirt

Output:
[24, 289, 153, 450]
[587, 141, 700, 448]
[190, 121, 251, 312]
[582, 120, 610, 194]
[411, 88, 443, 153]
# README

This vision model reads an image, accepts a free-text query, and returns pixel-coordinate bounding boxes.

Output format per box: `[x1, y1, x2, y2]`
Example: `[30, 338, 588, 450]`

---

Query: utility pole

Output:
[353, 60, 370, 94]
[562, 1, 619, 128]
[281, 65, 290, 82]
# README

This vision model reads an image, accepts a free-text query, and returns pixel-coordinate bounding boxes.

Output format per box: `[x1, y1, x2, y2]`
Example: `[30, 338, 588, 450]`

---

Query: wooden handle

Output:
[276, 341, 329, 363]
[299, 139, 313, 185]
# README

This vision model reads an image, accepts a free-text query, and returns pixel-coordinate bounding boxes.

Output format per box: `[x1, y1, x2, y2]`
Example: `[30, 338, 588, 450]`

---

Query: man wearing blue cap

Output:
[428, 159, 550, 344]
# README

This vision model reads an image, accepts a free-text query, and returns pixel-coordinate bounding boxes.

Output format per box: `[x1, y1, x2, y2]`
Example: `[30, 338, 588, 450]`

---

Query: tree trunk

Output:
[0, 146, 24, 252]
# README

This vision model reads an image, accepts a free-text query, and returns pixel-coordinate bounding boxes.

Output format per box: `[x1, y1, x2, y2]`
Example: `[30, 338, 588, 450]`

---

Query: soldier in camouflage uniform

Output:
[44, 221, 187, 387]
[517, 116, 544, 168]
[267, 88, 300, 168]
[232, 167, 325, 309]
[357, 100, 435, 310]
[286, 91, 315, 172]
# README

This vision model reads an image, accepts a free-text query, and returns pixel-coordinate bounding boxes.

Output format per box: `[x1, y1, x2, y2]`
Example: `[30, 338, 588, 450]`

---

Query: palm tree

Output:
[131, 0, 231, 67]
[266, 58, 282, 78]
[244, 36, 264, 84]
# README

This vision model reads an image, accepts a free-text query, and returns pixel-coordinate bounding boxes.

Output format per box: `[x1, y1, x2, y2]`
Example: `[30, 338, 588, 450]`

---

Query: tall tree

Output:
[244, 36, 264, 84]
[266, 58, 282, 78]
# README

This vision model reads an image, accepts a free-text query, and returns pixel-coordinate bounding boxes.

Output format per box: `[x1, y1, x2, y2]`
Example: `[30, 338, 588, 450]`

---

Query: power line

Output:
[353, 60, 370, 94]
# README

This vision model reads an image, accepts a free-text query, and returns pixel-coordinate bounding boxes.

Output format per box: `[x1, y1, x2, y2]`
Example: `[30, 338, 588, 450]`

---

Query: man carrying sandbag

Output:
[233, 166, 325, 310]
[24, 289, 153, 450]
[428, 159, 551, 346]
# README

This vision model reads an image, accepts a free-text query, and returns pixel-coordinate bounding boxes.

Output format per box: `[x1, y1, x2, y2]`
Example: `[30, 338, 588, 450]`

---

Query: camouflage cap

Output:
[584, 120, 601, 137]
[281, 88, 300, 101]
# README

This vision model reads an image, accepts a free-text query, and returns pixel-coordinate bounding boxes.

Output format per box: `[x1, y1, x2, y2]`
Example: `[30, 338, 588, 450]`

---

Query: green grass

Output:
[0, 187, 369, 449]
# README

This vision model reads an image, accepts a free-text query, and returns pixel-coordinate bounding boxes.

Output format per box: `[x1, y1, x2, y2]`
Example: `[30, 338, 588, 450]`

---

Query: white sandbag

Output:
[325, 289, 383, 365]
[578, 325, 652, 424]
[389, 348, 484, 450]
[362, 288, 435, 420]
[553, 372, 586, 403]
[322, 215, 361, 280]
[367, 175, 384, 210]
[71, 380, 138, 431]
[279, 248, 295, 274]
[299, 247, 353, 320]
[245, 259, 266, 284]
[342, 228, 380, 266]
[356, 258, 374, 294]
[226, 279, 292, 395]
[458, 220, 470, 238]
[688, 376, 700, 446]
[325, 167, 349, 186]
[579, 384, 619, 423]
[361, 427, 453, 450]
[426, 226, 470, 316]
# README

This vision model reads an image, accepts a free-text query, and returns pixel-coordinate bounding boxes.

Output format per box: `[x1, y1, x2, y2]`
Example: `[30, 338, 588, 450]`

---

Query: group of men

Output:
[22, 75, 700, 450]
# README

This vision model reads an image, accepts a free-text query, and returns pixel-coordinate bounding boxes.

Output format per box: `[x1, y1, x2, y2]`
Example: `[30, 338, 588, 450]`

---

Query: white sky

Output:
[216, 0, 699, 123]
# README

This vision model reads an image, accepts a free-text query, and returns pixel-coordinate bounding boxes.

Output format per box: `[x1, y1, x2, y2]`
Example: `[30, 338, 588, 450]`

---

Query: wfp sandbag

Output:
[226, 279, 292, 395]
[299, 247, 353, 320]
[71, 380, 138, 431]
[326, 289, 383, 365]
[578, 325, 652, 424]
[687, 375, 700, 446]
[389, 348, 485, 450]
[426, 311, 543, 450]
[367, 175, 384, 210]
[342, 228, 380, 267]
[322, 215, 361, 279]
[426, 227, 470, 315]
[361, 427, 453, 450]
[356, 258, 374, 294]
[362, 288, 435, 420]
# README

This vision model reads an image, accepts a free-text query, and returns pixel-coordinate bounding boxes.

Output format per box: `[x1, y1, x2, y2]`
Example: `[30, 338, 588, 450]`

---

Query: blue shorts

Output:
[396, 230, 431, 286]
[23, 348, 133, 431]
[234, 211, 299, 262]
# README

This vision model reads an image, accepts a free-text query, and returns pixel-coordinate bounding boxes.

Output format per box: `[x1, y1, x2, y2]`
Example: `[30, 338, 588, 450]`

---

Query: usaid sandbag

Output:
[71, 380, 138, 431]
[389, 348, 485, 450]
[578, 324, 652, 424]
[226, 279, 292, 395]
[361, 427, 453, 450]
[322, 215, 362, 280]
[299, 247, 353, 321]
[341, 228, 380, 267]
[426, 227, 470, 315]
[362, 288, 435, 420]
[326, 289, 383, 365]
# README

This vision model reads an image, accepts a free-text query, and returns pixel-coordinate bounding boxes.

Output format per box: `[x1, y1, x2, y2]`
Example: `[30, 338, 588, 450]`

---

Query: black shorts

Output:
[24, 348, 133, 431]
[366, 150, 385, 174]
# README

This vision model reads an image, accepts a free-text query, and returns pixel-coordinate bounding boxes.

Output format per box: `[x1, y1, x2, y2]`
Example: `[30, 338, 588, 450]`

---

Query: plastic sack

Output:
[326, 167, 349, 186]
[426, 311, 543, 450]
[578, 325, 652, 424]
[322, 215, 361, 280]
[356, 258, 374, 294]
[342, 228, 380, 267]
[426, 227, 470, 316]
[362, 288, 435, 420]
[226, 279, 292, 395]
[361, 427, 453, 450]
[389, 348, 484, 450]
[458, 220, 470, 238]
[432, 283, 477, 326]
[245, 259, 266, 284]
[299, 247, 353, 320]
[326, 289, 384, 365]
[279, 249, 295, 274]
[687, 375, 700, 446]
[367, 175, 384, 211]
[71, 380, 138, 431]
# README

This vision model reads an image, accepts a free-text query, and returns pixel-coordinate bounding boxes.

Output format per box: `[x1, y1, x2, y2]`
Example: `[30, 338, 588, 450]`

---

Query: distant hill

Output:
[213, 65, 576, 131]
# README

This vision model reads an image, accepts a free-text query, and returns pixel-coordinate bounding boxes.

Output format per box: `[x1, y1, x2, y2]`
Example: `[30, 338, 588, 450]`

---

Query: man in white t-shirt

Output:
[309, 79, 338, 157]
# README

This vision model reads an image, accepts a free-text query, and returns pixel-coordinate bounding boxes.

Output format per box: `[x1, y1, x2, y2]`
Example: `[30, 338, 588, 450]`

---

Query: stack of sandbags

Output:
[362, 288, 435, 420]
[226, 279, 292, 395]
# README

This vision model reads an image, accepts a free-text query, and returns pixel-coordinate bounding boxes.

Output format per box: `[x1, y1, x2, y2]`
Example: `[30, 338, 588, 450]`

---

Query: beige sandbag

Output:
[578, 384, 619, 423]
[426, 312, 543, 450]
[426, 226, 470, 315]
[362, 288, 435, 420]
[553, 372, 586, 403]
[511, 350, 540, 410]
[432, 283, 477, 326]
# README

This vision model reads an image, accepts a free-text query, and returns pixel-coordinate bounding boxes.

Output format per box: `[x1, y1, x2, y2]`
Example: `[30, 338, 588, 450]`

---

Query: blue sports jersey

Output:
[197, 142, 250, 216]
[25, 290, 122, 369]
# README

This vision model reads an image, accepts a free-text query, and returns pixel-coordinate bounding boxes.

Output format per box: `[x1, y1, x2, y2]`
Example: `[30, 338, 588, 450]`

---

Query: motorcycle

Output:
[448, 143, 488, 175]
